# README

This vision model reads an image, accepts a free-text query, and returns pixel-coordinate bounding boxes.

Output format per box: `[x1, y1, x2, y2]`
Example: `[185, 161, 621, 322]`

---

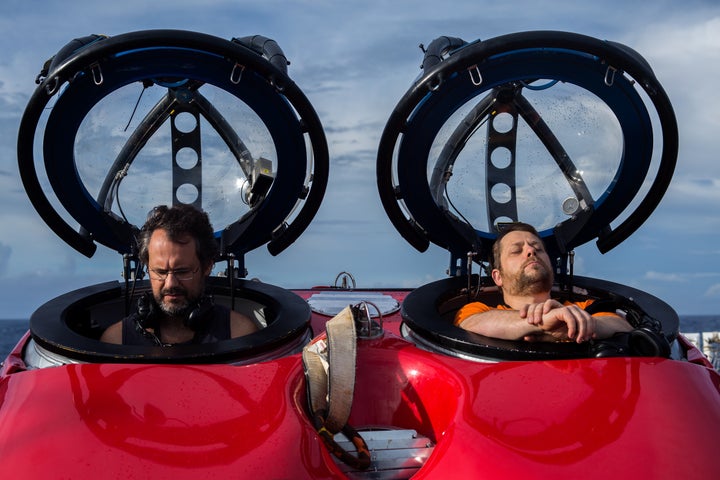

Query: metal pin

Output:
[230, 63, 245, 84]
[604, 66, 617, 86]
[468, 65, 483, 86]
[90, 63, 103, 86]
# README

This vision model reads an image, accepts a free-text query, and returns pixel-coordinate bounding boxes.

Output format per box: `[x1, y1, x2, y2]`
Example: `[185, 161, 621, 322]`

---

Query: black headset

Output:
[135, 291, 215, 333]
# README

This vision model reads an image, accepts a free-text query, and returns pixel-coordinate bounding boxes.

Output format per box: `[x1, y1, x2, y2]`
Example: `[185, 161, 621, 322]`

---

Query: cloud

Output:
[644, 271, 686, 282]
[645, 270, 720, 283]
[705, 284, 720, 298]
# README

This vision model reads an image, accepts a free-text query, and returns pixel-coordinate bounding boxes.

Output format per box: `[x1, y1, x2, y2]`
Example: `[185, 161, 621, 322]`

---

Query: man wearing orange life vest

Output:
[455, 222, 632, 342]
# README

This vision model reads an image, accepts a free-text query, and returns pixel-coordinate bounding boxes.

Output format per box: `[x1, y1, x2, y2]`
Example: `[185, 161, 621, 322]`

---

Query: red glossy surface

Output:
[1, 289, 719, 478]
[0, 357, 342, 478]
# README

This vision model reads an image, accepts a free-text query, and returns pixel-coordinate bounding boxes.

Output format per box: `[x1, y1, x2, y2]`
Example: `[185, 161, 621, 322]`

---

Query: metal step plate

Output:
[333, 428, 435, 479]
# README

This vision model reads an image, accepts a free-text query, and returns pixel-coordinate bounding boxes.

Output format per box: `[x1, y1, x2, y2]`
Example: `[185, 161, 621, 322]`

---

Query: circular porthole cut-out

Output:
[174, 111, 198, 133]
[490, 146, 512, 169]
[175, 183, 199, 204]
[491, 112, 515, 134]
[176, 147, 199, 169]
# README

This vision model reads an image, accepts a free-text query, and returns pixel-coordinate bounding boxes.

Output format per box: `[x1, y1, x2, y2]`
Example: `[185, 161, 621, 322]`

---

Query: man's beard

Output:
[503, 259, 553, 296]
[155, 287, 200, 318]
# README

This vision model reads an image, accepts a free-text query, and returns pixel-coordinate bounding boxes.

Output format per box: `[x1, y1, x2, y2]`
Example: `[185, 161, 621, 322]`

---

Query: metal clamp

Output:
[352, 301, 384, 339]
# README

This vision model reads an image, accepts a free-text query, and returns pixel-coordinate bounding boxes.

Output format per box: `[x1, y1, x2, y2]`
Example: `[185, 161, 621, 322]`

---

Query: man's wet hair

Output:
[491, 222, 542, 271]
[137, 204, 218, 268]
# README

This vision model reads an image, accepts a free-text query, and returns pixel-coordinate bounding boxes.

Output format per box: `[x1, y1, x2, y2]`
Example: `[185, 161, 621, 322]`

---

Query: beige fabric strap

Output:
[302, 305, 357, 434]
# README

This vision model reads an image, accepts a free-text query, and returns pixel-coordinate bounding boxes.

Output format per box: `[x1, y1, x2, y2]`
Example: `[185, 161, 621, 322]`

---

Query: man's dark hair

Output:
[136, 204, 218, 268]
[491, 222, 542, 271]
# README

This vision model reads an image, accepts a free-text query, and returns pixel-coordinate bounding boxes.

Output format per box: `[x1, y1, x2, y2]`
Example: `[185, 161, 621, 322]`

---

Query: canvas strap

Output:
[302, 305, 370, 469]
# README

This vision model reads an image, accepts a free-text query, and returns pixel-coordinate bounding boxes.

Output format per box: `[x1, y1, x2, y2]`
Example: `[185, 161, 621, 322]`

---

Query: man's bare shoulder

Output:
[100, 321, 123, 344]
[230, 310, 259, 338]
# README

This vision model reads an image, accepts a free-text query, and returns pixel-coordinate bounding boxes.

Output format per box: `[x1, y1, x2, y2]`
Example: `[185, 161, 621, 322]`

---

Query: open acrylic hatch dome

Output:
[376, 31, 680, 360]
[17, 30, 328, 363]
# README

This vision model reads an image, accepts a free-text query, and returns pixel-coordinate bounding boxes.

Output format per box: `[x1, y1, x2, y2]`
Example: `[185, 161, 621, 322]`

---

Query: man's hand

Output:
[520, 300, 596, 343]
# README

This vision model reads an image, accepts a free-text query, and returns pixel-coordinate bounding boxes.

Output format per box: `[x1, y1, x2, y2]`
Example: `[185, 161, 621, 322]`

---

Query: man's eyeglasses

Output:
[148, 266, 200, 281]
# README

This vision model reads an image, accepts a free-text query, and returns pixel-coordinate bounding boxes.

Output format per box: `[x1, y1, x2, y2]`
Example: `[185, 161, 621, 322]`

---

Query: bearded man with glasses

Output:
[101, 205, 258, 345]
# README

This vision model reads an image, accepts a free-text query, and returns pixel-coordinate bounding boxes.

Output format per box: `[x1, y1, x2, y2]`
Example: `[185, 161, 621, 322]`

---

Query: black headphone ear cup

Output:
[185, 295, 214, 331]
[136, 292, 158, 329]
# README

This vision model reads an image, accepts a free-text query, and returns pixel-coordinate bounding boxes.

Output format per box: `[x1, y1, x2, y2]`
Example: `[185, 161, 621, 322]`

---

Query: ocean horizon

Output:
[2, 315, 720, 360]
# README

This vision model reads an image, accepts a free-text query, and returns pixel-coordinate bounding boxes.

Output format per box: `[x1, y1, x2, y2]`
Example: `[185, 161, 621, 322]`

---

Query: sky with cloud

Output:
[0, 0, 719, 318]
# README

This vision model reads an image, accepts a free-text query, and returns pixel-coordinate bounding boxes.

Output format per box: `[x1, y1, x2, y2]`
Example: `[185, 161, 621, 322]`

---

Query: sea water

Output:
[1, 319, 29, 358]
[2, 316, 720, 360]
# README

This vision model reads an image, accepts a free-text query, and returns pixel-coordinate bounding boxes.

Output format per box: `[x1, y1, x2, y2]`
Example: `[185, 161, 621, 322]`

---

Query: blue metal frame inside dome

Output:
[18, 30, 328, 262]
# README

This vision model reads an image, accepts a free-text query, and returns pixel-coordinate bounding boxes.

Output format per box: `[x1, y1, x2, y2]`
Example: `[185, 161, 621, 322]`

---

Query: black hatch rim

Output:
[29, 277, 312, 364]
[401, 274, 679, 361]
